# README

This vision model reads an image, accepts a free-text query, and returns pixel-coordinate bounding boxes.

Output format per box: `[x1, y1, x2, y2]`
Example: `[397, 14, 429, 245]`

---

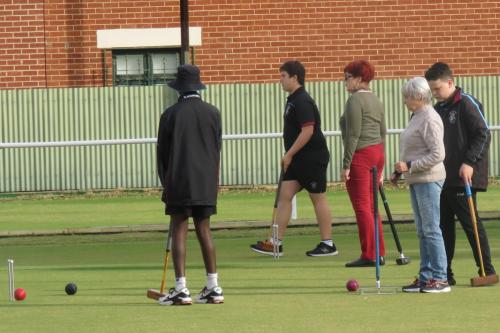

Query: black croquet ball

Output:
[65, 283, 77, 295]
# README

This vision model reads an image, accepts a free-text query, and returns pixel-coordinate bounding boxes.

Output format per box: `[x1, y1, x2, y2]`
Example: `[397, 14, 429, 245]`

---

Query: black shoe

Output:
[447, 276, 456, 286]
[345, 257, 385, 267]
[306, 242, 339, 257]
[345, 258, 375, 267]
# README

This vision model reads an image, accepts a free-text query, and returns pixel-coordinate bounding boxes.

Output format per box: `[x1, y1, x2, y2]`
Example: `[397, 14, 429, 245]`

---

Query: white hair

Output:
[401, 77, 433, 104]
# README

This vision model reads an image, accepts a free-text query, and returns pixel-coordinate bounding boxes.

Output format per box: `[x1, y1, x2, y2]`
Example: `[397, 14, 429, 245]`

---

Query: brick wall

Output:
[1, 1, 46, 88]
[1, 0, 500, 89]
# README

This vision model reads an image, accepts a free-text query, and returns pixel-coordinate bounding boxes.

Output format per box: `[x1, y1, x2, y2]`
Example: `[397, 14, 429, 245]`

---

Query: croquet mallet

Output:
[359, 166, 398, 294]
[379, 184, 410, 265]
[147, 222, 173, 299]
[270, 169, 284, 259]
[465, 184, 499, 287]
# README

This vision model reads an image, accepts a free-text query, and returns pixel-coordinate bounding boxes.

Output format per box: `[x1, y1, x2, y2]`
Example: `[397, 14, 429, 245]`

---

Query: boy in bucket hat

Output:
[157, 64, 224, 305]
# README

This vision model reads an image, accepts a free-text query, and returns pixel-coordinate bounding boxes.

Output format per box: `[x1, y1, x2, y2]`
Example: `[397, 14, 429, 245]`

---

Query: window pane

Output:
[116, 55, 144, 75]
[151, 53, 177, 74]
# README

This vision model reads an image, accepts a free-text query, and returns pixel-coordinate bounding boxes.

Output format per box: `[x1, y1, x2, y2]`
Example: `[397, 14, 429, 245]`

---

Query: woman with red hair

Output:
[340, 60, 386, 267]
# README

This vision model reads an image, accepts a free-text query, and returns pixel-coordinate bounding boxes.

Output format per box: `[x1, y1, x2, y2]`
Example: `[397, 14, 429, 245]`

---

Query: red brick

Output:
[1, 0, 500, 88]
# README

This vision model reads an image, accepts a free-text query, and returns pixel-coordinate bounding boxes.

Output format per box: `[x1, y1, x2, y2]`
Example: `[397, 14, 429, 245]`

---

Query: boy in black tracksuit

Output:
[425, 62, 496, 285]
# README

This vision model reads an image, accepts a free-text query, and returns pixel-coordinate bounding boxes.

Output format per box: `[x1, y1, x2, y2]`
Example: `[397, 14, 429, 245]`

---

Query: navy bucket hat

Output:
[168, 64, 206, 92]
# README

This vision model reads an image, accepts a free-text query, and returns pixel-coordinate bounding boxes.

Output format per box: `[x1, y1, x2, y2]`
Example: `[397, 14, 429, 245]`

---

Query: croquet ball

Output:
[65, 283, 77, 295]
[14, 288, 26, 301]
[346, 279, 359, 292]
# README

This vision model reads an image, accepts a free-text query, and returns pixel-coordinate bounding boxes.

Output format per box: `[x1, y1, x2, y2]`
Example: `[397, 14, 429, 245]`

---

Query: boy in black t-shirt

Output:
[250, 60, 338, 257]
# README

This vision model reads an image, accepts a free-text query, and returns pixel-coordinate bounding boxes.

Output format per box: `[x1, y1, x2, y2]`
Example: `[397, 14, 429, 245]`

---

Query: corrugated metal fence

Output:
[1, 77, 499, 192]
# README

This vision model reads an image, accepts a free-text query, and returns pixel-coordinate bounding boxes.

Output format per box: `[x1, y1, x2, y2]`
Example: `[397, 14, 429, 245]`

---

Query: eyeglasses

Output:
[344, 73, 354, 80]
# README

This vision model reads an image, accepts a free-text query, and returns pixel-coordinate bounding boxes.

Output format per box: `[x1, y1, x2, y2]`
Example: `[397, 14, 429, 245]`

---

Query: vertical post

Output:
[180, 0, 189, 65]
[101, 50, 107, 87]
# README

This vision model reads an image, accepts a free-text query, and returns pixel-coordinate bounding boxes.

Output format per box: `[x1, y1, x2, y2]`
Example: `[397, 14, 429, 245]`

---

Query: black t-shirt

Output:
[283, 87, 329, 160]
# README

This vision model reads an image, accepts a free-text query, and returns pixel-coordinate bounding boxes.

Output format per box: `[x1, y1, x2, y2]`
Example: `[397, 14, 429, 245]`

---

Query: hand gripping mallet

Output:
[465, 184, 499, 287]
[147, 222, 173, 300]
[379, 184, 410, 265]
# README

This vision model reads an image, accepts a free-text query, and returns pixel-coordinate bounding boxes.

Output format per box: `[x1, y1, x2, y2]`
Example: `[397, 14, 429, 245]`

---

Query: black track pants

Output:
[440, 187, 496, 277]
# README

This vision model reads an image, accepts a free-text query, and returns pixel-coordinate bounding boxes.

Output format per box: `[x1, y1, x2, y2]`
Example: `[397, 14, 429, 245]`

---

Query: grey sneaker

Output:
[420, 280, 451, 293]
[158, 287, 192, 305]
[306, 242, 338, 257]
[195, 286, 224, 304]
[402, 278, 423, 293]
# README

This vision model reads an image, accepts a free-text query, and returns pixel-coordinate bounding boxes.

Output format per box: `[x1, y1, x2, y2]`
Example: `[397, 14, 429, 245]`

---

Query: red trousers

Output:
[346, 143, 385, 260]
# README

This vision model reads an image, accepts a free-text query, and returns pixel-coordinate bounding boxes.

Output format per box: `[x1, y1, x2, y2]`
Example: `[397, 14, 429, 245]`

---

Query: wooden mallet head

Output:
[471, 274, 499, 287]
[146, 289, 165, 300]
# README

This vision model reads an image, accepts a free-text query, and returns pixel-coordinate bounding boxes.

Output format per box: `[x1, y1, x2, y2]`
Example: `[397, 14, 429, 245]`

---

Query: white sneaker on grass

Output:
[158, 288, 192, 305]
[195, 286, 224, 304]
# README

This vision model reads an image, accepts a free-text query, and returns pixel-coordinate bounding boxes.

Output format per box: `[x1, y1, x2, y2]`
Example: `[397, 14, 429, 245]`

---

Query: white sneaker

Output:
[420, 280, 451, 293]
[195, 286, 224, 304]
[158, 288, 192, 305]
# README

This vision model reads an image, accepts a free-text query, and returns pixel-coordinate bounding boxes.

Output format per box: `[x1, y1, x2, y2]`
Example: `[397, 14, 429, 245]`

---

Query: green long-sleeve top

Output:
[339, 90, 386, 169]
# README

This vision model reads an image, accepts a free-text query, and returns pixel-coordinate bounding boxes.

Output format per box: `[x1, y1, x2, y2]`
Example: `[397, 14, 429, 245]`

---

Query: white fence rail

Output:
[1, 127, 499, 149]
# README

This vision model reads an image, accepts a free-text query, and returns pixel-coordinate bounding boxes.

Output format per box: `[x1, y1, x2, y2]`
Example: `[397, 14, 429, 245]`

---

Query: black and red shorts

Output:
[283, 151, 329, 193]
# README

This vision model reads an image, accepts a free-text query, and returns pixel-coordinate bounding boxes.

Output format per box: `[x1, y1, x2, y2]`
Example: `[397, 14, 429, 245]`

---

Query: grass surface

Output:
[1, 185, 500, 232]
[1, 223, 500, 333]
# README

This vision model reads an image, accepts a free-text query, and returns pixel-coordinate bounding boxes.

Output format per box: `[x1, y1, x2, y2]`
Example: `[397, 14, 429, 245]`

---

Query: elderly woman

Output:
[395, 77, 450, 293]
[340, 60, 386, 267]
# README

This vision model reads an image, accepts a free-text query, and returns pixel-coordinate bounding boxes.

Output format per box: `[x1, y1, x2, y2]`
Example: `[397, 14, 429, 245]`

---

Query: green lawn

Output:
[1, 223, 500, 333]
[1, 185, 500, 232]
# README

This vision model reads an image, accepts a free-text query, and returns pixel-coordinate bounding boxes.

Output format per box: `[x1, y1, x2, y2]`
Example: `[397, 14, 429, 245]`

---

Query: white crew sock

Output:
[175, 276, 186, 291]
[207, 273, 218, 290]
[321, 239, 333, 247]
[269, 237, 282, 246]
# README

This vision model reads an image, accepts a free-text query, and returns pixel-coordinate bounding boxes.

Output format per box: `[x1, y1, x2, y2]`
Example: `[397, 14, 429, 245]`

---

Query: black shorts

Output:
[165, 205, 217, 219]
[283, 152, 329, 193]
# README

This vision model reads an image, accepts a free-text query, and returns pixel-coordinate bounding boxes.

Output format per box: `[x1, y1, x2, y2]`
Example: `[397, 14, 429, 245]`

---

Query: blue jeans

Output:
[410, 180, 447, 282]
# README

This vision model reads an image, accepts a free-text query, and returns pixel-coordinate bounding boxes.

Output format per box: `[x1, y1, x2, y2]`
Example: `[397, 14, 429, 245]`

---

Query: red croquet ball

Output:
[346, 279, 359, 292]
[14, 288, 26, 301]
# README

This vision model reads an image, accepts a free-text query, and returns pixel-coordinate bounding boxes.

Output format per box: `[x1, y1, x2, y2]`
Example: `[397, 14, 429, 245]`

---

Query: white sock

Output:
[321, 239, 333, 247]
[175, 276, 186, 291]
[207, 273, 218, 290]
[269, 238, 282, 246]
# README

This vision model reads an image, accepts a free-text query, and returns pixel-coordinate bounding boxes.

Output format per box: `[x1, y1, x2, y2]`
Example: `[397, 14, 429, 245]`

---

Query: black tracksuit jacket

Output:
[434, 87, 490, 191]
